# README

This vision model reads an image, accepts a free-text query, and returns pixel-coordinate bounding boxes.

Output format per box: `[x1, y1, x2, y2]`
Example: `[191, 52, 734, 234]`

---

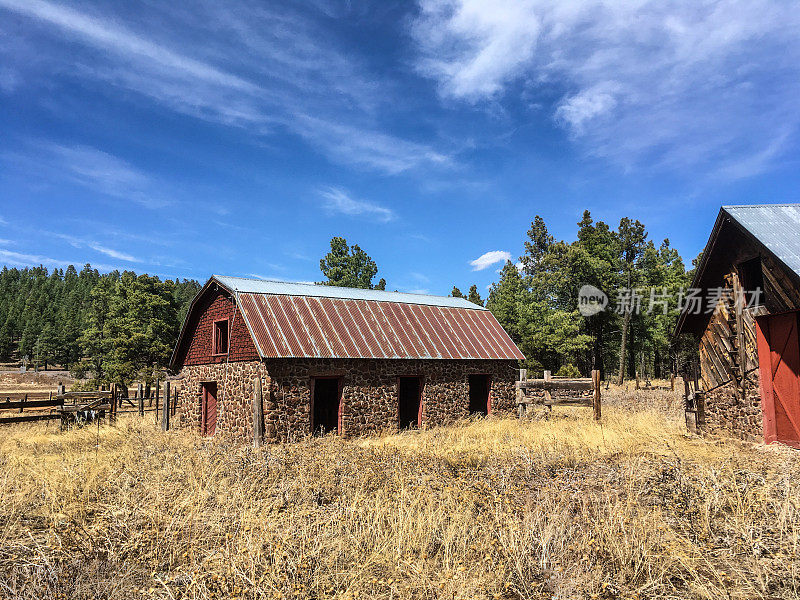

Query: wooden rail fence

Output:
[0, 381, 179, 430]
[516, 369, 601, 421]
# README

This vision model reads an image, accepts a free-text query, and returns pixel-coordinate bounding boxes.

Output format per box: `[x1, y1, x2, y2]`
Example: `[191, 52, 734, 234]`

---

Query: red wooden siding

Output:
[756, 312, 800, 448]
[175, 288, 259, 367]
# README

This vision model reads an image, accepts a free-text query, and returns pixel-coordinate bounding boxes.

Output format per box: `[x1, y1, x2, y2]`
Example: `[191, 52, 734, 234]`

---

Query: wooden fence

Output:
[0, 380, 179, 431]
[516, 369, 602, 421]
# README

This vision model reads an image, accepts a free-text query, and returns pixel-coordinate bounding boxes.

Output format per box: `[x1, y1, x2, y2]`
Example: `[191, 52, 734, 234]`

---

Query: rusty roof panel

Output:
[231, 286, 524, 360]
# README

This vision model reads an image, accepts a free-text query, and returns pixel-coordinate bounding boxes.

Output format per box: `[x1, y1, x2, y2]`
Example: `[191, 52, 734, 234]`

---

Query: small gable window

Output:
[212, 319, 229, 355]
[738, 257, 765, 307]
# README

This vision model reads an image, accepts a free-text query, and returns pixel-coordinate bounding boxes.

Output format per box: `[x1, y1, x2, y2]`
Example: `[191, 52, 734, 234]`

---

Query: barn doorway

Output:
[311, 377, 341, 436]
[756, 312, 800, 447]
[468, 374, 491, 415]
[201, 382, 218, 436]
[398, 376, 422, 429]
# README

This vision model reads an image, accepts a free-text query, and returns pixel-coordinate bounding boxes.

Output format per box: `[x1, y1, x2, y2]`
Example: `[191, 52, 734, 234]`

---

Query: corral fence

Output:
[0, 378, 179, 431]
[516, 369, 602, 421]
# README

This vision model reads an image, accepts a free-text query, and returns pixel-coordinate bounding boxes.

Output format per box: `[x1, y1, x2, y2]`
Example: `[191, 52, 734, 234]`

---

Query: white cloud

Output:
[411, 0, 800, 177]
[319, 187, 395, 223]
[413, 0, 542, 101]
[0, 0, 450, 174]
[470, 250, 512, 271]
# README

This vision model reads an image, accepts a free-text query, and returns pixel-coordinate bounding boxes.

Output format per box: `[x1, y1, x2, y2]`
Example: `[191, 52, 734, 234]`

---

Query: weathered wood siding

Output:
[699, 251, 800, 440]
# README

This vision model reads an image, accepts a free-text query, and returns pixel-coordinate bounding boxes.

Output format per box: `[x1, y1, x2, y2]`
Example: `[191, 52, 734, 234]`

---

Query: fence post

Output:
[138, 383, 144, 416]
[109, 383, 117, 424]
[172, 387, 178, 417]
[155, 376, 160, 423]
[252, 377, 264, 448]
[162, 381, 170, 431]
[543, 370, 552, 413]
[591, 369, 601, 421]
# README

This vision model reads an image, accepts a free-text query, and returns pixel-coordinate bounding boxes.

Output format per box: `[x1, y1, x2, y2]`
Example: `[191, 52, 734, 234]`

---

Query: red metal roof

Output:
[236, 292, 524, 360]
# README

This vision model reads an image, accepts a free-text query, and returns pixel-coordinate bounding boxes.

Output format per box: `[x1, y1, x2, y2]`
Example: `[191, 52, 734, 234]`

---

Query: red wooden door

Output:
[201, 382, 218, 436]
[756, 313, 800, 447]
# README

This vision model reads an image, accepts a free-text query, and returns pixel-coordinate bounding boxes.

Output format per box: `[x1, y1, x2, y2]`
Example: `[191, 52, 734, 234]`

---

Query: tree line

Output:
[0, 264, 199, 385]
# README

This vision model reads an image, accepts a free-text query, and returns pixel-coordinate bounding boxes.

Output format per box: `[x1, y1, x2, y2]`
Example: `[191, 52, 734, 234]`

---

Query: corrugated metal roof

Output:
[724, 204, 800, 277]
[211, 275, 524, 361]
[214, 275, 485, 310]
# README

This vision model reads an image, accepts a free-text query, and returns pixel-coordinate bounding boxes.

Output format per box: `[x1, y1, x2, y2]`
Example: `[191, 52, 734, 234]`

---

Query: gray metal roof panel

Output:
[213, 275, 487, 310]
[723, 204, 800, 277]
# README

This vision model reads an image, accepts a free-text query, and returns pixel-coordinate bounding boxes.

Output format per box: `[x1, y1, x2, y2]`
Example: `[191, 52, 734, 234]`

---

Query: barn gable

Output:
[171, 280, 259, 368]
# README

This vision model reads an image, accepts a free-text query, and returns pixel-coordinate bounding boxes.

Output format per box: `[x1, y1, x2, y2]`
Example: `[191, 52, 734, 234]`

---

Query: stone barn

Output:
[170, 275, 524, 442]
[675, 204, 800, 447]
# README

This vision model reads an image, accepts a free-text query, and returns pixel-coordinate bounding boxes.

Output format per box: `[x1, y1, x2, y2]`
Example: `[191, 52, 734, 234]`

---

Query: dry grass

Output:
[1, 390, 799, 600]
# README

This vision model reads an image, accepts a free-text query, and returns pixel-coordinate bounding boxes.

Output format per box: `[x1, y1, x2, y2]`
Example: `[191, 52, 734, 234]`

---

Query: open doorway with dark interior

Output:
[311, 377, 341, 435]
[468, 374, 491, 416]
[397, 376, 422, 429]
[201, 381, 218, 436]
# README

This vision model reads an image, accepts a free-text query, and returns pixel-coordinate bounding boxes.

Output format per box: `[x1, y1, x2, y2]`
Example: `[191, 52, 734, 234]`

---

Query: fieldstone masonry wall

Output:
[703, 370, 763, 441]
[176, 360, 269, 442]
[177, 358, 517, 443]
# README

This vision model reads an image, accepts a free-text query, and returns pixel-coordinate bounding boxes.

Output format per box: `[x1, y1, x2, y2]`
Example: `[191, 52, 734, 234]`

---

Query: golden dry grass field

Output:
[1, 389, 798, 600]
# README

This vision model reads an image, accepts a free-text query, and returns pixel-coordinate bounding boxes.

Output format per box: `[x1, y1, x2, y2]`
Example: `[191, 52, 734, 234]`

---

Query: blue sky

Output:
[2, 0, 800, 295]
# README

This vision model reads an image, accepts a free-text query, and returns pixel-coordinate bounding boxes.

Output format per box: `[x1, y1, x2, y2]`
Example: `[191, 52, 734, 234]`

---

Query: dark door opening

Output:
[468, 374, 491, 416]
[312, 377, 341, 436]
[201, 382, 218, 436]
[398, 376, 422, 429]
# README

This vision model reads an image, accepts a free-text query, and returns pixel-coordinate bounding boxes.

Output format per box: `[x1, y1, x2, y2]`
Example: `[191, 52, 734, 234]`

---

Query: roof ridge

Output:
[211, 275, 487, 310]
[723, 203, 800, 208]
[213, 274, 473, 302]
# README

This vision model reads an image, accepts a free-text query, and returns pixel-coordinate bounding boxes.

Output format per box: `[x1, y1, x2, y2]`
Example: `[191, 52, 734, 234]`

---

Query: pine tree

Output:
[319, 237, 380, 289]
[467, 284, 484, 307]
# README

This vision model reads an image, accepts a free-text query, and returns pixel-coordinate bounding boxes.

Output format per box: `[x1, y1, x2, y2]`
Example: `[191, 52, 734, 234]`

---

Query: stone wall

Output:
[263, 358, 517, 442]
[703, 369, 763, 441]
[177, 358, 517, 443]
[176, 360, 269, 441]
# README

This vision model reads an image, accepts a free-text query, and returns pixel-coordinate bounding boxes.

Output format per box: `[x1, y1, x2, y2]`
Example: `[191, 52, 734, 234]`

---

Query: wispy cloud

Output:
[411, 0, 800, 177]
[0, 248, 115, 271]
[3, 142, 168, 208]
[470, 250, 511, 271]
[0, 0, 450, 174]
[54, 233, 140, 262]
[319, 187, 395, 223]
